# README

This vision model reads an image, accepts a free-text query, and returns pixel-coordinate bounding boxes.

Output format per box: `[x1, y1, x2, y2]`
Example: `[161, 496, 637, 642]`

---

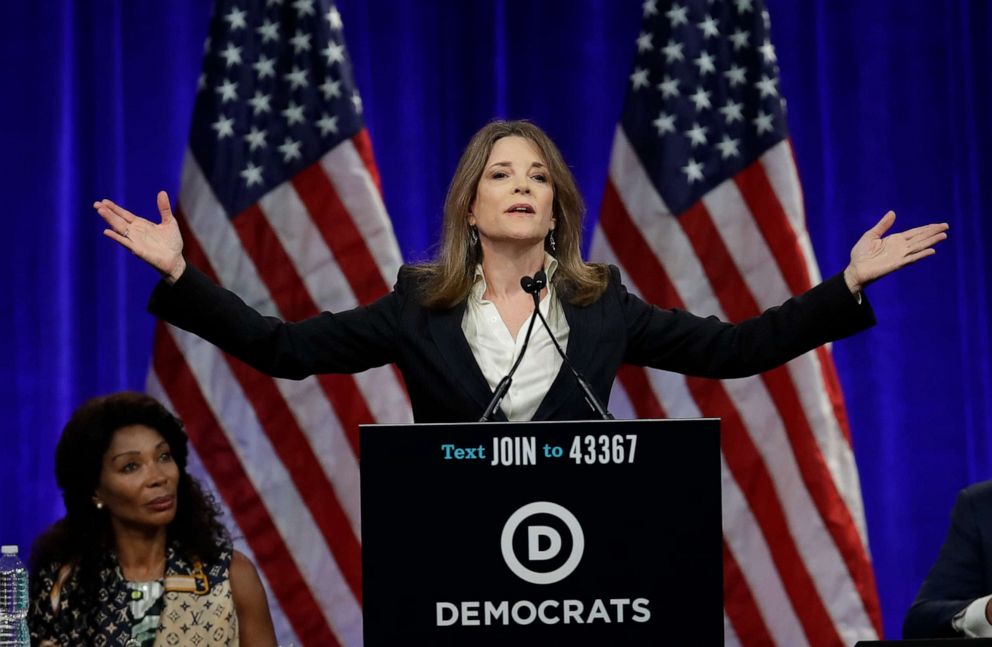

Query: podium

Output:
[359, 419, 722, 646]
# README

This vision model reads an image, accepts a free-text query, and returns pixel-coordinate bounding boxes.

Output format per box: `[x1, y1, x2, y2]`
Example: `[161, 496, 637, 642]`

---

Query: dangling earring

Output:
[469, 225, 479, 245]
[547, 230, 557, 254]
[95, 501, 104, 510]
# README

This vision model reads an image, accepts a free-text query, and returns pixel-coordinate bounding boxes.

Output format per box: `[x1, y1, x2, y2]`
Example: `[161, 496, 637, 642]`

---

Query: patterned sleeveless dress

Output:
[29, 541, 239, 646]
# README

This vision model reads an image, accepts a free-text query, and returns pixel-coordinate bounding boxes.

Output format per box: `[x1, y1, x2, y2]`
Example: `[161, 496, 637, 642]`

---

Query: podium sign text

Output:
[359, 418, 722, 646]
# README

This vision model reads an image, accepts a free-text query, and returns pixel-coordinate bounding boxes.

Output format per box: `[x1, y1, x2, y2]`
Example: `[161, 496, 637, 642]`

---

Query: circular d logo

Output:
[501, 501, 585, 585]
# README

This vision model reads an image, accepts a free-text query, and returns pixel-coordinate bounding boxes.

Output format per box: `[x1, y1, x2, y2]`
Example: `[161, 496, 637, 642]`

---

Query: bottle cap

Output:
[1, 545, 18, 555]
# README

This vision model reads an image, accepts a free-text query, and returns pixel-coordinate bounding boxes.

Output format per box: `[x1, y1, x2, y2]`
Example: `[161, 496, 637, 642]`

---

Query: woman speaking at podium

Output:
[94, 120, 947, 422]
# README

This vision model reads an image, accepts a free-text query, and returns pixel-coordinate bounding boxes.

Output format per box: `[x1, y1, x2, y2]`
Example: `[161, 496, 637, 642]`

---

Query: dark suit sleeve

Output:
[147, 264, 403, 379]
[903, 485, 992, 638]
[617, 267, 876, 378]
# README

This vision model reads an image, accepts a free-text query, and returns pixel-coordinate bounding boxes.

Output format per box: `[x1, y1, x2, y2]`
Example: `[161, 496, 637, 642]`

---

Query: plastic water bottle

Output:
[0, 545, 29, 647]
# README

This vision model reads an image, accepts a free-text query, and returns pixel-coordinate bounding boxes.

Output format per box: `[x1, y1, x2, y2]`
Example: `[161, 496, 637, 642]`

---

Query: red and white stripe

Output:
[591, 126, 882, 646]
[148, 132, 412, 647]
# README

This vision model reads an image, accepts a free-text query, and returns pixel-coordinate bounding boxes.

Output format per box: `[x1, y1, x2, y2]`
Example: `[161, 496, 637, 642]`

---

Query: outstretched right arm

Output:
[97, 191, 401, 378]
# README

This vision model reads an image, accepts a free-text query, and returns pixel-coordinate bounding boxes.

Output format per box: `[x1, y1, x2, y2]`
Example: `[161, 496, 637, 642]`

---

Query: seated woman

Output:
[28, 391, 277, 647]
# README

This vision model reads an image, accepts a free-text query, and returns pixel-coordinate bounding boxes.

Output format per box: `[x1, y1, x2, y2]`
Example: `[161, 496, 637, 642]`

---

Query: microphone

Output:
[526, 270, 615, 420]
[478, 276, 541, 422]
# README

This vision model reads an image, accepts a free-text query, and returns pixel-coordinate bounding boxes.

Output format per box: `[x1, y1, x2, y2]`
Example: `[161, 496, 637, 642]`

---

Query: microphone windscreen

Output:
[533, 269, 547, 291]
[520, 276, 536, 293]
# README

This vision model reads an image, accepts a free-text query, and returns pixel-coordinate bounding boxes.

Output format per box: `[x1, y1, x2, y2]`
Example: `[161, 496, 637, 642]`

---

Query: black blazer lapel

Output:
[427, 303, 507, 421]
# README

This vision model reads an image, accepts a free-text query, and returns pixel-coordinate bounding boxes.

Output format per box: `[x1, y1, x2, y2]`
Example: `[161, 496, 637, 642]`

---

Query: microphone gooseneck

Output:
[478, 275, 541, 422]
[527, 270, 615, 420]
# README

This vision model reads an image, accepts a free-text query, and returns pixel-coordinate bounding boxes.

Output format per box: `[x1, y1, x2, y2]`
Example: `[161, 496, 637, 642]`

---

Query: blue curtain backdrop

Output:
[1, 0, 989, 639]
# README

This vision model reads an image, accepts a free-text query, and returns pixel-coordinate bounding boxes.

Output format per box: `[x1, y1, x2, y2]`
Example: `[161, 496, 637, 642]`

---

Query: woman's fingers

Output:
[102, 227, 134, 252]
[895, 225, 948, 256]
[901, 222, 949, 241]
[869, 210, 896, 236]
[903, 248, 937, 265]
[94, 204, 128, 236]
[94, 199, 141, 237]
[94, 198, 138, 223]
[156, 190, 174, 224]
[905, 233, 947, 256]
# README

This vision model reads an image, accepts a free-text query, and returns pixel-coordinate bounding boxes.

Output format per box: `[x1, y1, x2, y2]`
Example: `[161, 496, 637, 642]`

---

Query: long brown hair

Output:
[409, 120, 609, 309]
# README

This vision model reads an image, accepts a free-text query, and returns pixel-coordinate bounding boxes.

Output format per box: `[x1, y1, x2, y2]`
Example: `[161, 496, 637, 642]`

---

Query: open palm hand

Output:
[94, 191, 187, 283]
[844, 211, 949, 294]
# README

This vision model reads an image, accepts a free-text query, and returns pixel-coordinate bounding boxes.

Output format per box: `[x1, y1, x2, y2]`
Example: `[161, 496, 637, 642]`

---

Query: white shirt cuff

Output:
[953, 595, 992, 637]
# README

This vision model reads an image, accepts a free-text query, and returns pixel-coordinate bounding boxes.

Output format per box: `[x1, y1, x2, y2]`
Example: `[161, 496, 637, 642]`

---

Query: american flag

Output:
[146, 0, 411, 645]
[590, 1, 883, 645]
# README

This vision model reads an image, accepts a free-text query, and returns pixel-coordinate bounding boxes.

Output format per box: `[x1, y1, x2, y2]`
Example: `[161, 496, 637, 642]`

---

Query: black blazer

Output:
[149, 264, 874, 423]
[904, 481, 992, 638]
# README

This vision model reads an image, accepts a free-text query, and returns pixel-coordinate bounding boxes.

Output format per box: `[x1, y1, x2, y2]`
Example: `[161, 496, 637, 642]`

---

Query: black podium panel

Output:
[359, 419, 722, 646]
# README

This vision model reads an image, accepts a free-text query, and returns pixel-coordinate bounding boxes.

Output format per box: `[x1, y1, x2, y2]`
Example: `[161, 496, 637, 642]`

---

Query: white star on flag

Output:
[219, 43, 242, 67]
[224, 7, 247, 30]
[637, 32, 654, 52]
[290, 31, 312, 54]
[256, 20, 279, 43]
[681, 158, 704, 182]
[211, 114, 234, 139]
[244, 127, 267, 151]
[666, 3, 688, 26]
[216, 79, 238, 102]
[282, 102, 306, 125]
[729, 29, 749, 50]
[631, 68, 650, 90]
[316, 113, 338, 135]
[756, 74, 778, 97]
[719, 100, 744, 123]
[326, 6, 343, 30]
[658, 76, 680, 98]
[698, 15, 720, 38]
[689, 87, 712, 110]
[286, 67, 309, 90]
[753, 110, 774, 134]
[724, 64, 746, 86]
[716, 135, 741, 158]
[760, 38, 777, 63]
[240, 162, 263, 186]
[254, 56, 276, 79]
[686, 122, 708, 146]
[653, 112, 677, 135]
[320, 78, 342, 99]
[249, 91, 272, 116]
[292, 0, 315, 17]
[694, 51, 716, 75]
[662, 39, 685, 63]
[323, 42, 345, 65]
[278, 137, 303, 163]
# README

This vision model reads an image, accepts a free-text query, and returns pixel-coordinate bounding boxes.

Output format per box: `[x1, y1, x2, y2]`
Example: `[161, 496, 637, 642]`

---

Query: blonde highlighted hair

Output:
[410, 120, 609, 309]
